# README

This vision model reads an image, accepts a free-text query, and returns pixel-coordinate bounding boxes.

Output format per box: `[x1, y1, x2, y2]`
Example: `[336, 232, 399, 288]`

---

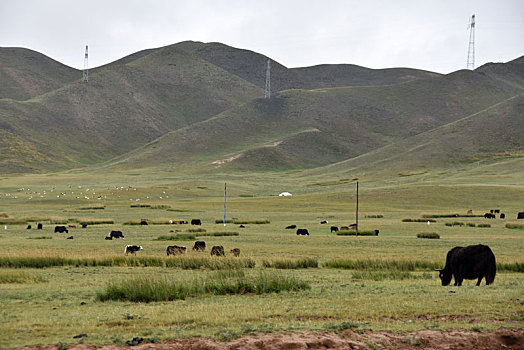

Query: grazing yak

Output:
[285, 225, 297, 229]
[517, 212, 524, 220]
[125, 245, 143, 255]
[484, 213, 496, 219]
[330, 226, 339, 233]
[26, 225, 32, 229]
[296, 228, 309, 236]
[436, 244, 496, 286]
[320, 220, 328, 224]
[500, 213, 505, 219]
[37, 223, 43, 230]
[81, 223, 88, 228]
[54, 226, 68, 233]
[140, 220, 148, 225]
[230, 248, 240, 257]
[192, 241, 206, 251]
[167, 245, 187, 256]
[106, 230, 124, 240]
[191, 219, 202, 225]
[211, 245, 225, 256]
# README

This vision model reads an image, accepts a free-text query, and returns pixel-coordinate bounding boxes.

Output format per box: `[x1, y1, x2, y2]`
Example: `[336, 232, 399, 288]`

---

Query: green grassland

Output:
[0, 170, 522, 347]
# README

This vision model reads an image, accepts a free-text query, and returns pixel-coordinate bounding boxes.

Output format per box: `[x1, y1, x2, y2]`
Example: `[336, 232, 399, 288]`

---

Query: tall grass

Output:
[154, 234, 196, 241]
[403, 218, 436, 223]
[96, 271, 309, 302]
[324, 258, 441, 271]
[198, 232, 239, 237]
[262, 257, 318, 269]
[0, 255, 255, 269]
[0, 270, 47, 283]
[351, 270, 433, 281]
[233, 219, 270, 224]
[505, 223, 524, 230]
[336, 230, 378, 236]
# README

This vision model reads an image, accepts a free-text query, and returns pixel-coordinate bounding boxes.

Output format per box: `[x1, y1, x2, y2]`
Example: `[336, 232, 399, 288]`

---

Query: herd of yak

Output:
[25, 209, 524, 287]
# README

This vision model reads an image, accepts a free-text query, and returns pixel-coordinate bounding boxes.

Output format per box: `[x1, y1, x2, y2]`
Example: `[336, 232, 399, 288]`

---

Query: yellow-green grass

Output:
[0, 171, 523, 347]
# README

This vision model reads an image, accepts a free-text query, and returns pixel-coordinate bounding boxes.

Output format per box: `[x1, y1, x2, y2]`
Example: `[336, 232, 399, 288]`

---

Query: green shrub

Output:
[215, 219, 234, 224]
[417, 233, 440, 239]
[365, 215, 383, 218]
[262, 258, 318, 269]
[467, 223, 476, 227]
[336, 230, 378, 236]
[505, 223, 524, 230]
[403, 218, 436, 223]
[78, 205, 105, 210]
[477, 224, 491, 228]
[154, 234, 196, 241]
[445, 221, 464, 226]
[198, 232, 239, 237]
[130, 204, 151, 208]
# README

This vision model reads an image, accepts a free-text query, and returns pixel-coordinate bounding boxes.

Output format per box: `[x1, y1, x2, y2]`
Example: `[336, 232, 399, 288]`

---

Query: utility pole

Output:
[467, 14, 475, 70]
[355, 181, 359, 236]
[83, 45, 89, 82]
[264, 59, 271, 98]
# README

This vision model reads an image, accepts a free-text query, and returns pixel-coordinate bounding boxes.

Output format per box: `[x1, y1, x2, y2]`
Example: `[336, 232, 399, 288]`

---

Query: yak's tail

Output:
[485, 249, 497, 285]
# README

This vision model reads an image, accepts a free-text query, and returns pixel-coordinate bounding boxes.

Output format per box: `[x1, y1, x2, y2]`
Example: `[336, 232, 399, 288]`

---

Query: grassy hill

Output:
[0, 47, 79, 100]
[101, 65, 523, 173]
[0, 41, 522, 176]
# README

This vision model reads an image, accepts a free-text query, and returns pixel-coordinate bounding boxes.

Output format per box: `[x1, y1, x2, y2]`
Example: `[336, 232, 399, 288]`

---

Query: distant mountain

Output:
[0, 41, 522, 175]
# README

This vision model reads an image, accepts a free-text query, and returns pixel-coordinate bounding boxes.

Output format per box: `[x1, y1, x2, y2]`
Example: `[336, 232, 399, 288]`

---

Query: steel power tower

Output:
[264, 59, 271, 98]
[467, 14, 475, 70]
[83, 45, 89, 82]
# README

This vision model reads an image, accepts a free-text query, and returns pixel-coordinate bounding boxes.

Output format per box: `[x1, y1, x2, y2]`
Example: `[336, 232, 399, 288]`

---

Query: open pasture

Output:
[0, 172, 523, 347]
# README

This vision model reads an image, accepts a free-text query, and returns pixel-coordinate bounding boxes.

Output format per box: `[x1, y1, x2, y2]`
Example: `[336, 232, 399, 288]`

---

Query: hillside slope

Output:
[0, 47, 79, 100]
[104, 66, 523, 172]
[0, 43, 263, 172]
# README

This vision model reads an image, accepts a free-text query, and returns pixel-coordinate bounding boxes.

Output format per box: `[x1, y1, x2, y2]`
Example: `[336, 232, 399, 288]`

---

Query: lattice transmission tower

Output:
[264, 59, 271, 98]
[467, 14, 475, 70]
[83, 45, 89, 82]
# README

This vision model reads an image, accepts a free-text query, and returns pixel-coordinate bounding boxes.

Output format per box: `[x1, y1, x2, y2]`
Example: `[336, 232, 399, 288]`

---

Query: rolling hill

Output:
[0, 41, 522, 176]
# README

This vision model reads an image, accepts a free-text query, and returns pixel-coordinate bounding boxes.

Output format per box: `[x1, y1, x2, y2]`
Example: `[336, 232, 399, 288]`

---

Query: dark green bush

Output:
[417, 233, 440, 239]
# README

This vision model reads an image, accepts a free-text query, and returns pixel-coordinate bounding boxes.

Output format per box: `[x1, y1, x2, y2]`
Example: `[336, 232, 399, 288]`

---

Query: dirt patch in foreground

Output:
[8, 328, 524, 350]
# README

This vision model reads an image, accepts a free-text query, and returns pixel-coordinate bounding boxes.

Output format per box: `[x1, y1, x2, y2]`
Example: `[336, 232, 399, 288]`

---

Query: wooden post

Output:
[223, 183, 227, 226]
[356, 181, 359, 236]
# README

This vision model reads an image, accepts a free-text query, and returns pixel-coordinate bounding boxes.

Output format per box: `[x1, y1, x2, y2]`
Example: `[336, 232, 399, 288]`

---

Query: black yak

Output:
[436, 244, 496, 286]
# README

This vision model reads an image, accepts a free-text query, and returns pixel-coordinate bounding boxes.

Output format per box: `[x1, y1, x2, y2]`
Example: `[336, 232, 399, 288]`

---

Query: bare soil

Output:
[7, 328, 523, 350]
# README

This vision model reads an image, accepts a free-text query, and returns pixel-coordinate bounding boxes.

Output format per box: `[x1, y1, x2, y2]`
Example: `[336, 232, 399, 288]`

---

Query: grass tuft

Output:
[96, 271, 309, 302]
[262, 258, 318, 269]
[417, 233, 440, 239]
[154, 234, 196, 241]
[505, 223, 524, 230]
[0, 270, 47, 283]
[324, 258, 440, 271]
[336, 230, 378, 236]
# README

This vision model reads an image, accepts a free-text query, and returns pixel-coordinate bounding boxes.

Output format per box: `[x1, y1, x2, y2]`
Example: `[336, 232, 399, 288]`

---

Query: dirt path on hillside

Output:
[8, 328, 523, 350]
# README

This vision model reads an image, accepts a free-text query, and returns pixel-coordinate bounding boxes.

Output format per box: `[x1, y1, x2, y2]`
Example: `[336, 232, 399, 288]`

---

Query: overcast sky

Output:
[1, 0, 523, 74]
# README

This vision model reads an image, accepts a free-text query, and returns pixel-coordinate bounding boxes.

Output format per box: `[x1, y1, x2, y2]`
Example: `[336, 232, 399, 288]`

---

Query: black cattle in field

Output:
[105, 236, 112, 240]
[230, 248, 240, 257]
[211, 245, 225, 256]
[81, 223, 88, 228]
[107, 230, 124, 239]
[125, 245, 143, 255]
[517, 212, 524, 220]
[67, 236, 74, 239]
[191, 219, 202, 225]
[192, 241, 206, 251]
[54, 226, 68, 233]
[330, 226, 339, 233]
[285, 225, 297, 229]
[374, 229, 380, 236]
[296, 228, 309, 235]
[494, 209, 500, 214]
[239, 224, 245, 228]
[140, 220, 148, 225]
[320, 220, 328, 224]
[436, 244, 496, 286]
[37, 223, 43, 230]
[167, 245, 187, 256]
[26, 225, 31, 229]
[500, 213, 505, 219]
[484, 213, 495, 219]
[349, 223, 357, 229]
